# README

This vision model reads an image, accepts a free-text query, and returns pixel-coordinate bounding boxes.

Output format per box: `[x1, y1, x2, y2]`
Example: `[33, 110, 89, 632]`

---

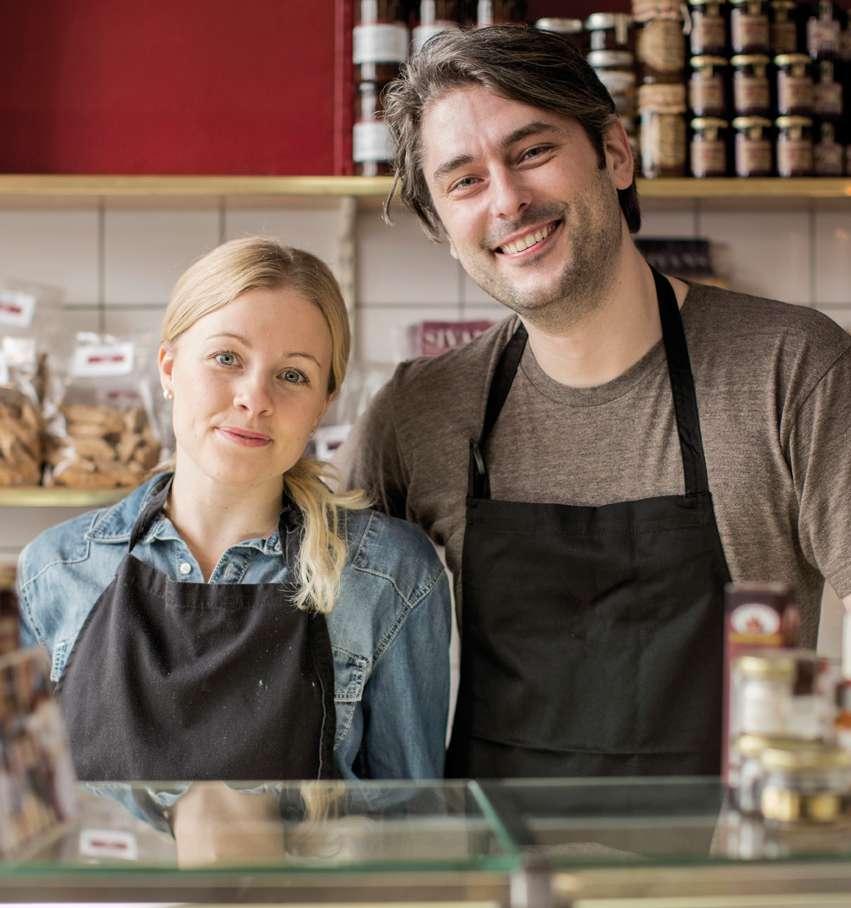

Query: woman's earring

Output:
[163, 388, 174, 401]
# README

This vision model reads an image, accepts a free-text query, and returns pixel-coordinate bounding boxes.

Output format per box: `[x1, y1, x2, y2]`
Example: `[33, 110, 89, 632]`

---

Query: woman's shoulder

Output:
[339, 507, 445, 608]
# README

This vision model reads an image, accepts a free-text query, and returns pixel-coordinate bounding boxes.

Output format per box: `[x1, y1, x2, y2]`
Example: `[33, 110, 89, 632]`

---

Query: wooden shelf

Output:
[0, 487, 125, 508]
[0, 175, 847, 200]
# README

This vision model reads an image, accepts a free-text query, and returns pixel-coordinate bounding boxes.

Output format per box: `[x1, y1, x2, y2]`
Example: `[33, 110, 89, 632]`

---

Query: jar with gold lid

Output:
[0, 563, 19, 657]
[536, 18, 587, 54]
[776, 53, 813, 114]
[639, 82, 688, 176]
[412, 1, 461, 56]
[690, 116, 729, 175]
[588, 50, 638, 117]
[776, 114, 813, 175]
[770, 0, 800, 53]
[633, 0, 687, 83]
[732, 733, 816, 815]
[690, 55, 728, 114]
[689, 0, 728, 55]
[759, 744, 851, 826]
[731, 53, 772, 114]
[730, 0, 771, 52]
[813, 59, 843, 115]
[586, 13, 634, 52]
[354, 0, 409, 84]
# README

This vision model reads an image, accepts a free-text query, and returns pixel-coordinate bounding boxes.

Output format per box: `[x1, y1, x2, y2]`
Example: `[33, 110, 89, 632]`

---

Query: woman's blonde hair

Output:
[162, 236, 369, 614]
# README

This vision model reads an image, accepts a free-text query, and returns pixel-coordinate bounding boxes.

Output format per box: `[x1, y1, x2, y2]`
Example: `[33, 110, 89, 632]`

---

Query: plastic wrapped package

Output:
[0, 339, 43, 486]
[44, 334, 161, 490]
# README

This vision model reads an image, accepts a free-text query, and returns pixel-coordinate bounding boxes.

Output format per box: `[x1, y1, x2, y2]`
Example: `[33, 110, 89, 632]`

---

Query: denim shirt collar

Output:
[84, 473, 286, 556]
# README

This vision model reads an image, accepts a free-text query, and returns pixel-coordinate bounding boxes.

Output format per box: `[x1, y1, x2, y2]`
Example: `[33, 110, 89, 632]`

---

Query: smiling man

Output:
[339, 26, 851, 779]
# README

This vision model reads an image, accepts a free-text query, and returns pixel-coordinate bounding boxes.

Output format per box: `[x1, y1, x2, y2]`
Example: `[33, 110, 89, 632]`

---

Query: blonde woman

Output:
[17, 237, 451, 787]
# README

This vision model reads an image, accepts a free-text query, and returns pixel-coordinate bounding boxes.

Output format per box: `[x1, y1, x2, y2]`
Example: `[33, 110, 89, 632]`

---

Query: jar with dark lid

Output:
[354, 1, 409, 84]
[0, 564, 19, 657]
[585, 13, 634, 52]
[813, 58, 843, 114]
[733, 114, 774, 174]
[690, 55, 728, 114]
[770, 0, 800, 54]
[807, 0, 841, 59]
[776, 53, 814, 113]
[776, 114, 814, 174]
[413, 2, 461, 55]
[731, 53, 772, 113]
[633, 0, 687, 82]
[691, 116, 729, 174]
[353, 82, 395, 177]
[814, 118, 844, 173]
[689, 0, 728, 55]
[536, 18, 587, 55]
[730, 0, 771, 53]
[476, 0, 526, 27]
[588, 50, 638, 117]
[639, 82, 688, 176]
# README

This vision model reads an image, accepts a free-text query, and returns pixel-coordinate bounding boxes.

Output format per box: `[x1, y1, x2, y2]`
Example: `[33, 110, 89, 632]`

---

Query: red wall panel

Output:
[0, 1, 337, 174]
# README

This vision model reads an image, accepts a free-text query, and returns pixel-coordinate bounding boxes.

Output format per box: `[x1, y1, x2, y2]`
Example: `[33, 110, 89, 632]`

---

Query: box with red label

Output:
[407, 320, 494, 358]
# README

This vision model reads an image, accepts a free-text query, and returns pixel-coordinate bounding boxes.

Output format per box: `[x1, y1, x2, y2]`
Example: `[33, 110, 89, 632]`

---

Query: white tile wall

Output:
[1, 194, 849, 657]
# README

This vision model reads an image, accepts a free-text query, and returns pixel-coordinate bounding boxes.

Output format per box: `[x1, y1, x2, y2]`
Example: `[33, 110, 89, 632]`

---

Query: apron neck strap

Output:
[128, 473, 173, 551]
[468, 269, 709, 500]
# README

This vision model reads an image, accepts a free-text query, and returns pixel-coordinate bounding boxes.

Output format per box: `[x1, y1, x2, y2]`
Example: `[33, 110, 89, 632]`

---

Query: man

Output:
[340, 26, 851, 778]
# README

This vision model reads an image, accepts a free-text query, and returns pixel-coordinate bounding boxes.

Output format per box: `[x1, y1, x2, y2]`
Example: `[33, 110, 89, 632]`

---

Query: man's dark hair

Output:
[381, 25, 641, 240]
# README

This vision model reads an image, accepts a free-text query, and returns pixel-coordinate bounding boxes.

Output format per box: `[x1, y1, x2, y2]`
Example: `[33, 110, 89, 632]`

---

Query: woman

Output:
[16, 237, 450, 785]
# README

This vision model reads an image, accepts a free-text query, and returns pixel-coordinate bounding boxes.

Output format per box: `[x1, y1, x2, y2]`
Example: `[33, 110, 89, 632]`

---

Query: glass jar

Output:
[735, 651, 796, 735]
[776, 114, 813, 175]
[536, 18, 587, 55]
[353, 82, 395, 177]
[585, 13, 634, 53]
[770, 0, 800, 53]
[354, 1, 409, 84]
[639, 82, 688, 176]
[807, 0, 841, 59]
[690, 55, 728, 114]
[634, 0, 687, 82]
[732, 733, 808, 815]
[731, 53, 772, 114]
[776, 53, 814, 114]
[413, 1, 461, 55]
[730, 0, 771, 52]
[588, 50, 638, 117]
[691, 116, 729, 174]
[813, 59, 843, 115]
[476, 0, 525, 27]
[0, 563, 19, 657]
[760, 744, 851, 826]
[689, 0, 728, 55]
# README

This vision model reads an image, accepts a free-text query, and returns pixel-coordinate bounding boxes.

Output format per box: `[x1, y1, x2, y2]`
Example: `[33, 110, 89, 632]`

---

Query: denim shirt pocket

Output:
[331, 647, 369, 745]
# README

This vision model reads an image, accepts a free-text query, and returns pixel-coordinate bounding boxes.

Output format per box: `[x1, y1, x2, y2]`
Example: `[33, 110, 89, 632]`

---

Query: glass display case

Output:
[4, 777, 851, 905]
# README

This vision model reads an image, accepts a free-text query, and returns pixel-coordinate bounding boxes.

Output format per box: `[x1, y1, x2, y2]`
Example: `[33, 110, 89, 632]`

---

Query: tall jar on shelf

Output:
[413, 1, 461, 56]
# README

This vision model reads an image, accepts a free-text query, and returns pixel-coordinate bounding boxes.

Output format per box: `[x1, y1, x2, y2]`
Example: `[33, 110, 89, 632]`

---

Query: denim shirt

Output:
[17, 474, 451, 782]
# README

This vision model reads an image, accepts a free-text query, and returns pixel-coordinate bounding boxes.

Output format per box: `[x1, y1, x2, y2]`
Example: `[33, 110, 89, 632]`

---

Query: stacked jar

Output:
[352, 1, 409, 176]
[413, 1, 461, 56]
[585, 14, 638, 161]
[536, 17, 587, 55]
[634, 0, 688, 176]
[475, 0, 526, 27]
[807, 0, 847, 175]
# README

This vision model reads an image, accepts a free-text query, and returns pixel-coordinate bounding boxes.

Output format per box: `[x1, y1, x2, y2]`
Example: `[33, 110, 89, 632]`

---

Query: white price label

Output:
[353, 121, 395, 163]
[79, 828, 139, 861]
[0, 290, 36, 328]
[353, 23, 408, 64]
[71, 343, 135, 378]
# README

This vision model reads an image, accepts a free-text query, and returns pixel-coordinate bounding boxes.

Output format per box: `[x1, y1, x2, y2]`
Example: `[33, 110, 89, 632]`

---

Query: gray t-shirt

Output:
[341, 283, 851, 647]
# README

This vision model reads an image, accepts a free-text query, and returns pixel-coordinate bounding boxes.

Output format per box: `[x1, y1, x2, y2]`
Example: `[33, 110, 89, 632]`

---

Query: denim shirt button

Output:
[178, 561, 192, 576]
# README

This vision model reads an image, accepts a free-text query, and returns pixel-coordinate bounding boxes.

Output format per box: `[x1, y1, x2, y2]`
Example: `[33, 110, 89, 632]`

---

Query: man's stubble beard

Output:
[465, 173, 624, 334]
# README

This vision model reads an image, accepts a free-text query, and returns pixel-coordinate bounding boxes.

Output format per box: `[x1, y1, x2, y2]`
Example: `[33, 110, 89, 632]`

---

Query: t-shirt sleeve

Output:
[789, 346, 851, 597]
[334, 374, 410, 520]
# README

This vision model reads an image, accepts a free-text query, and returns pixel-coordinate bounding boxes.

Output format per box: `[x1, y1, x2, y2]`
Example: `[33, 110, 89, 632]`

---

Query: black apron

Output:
[56, 475, 336, 781]
[447, 269, 731, 779]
